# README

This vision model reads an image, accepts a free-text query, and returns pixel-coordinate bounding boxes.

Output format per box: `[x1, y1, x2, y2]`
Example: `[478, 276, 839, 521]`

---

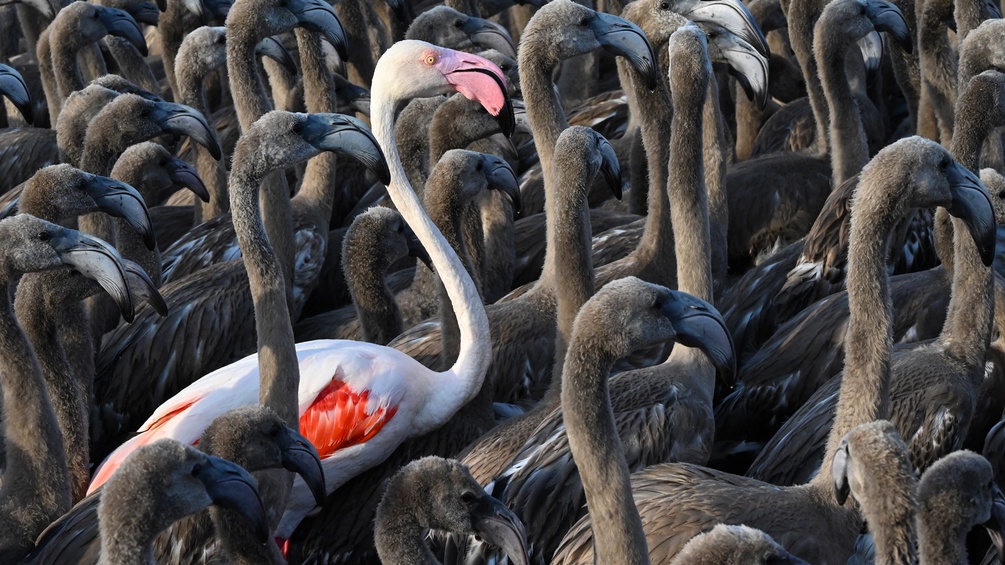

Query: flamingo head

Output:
[373, 40, 515, 137]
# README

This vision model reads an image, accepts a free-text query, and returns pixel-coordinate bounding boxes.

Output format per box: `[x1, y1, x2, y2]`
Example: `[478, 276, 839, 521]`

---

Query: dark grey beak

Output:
[0, 198, 17, 220]
[197, 455, 270, 543]
[98, 6, 148, 57]
[289, 0, 349, 61]
[984, 484, 1005, 561]
[0, 64, 33, 126]
[484, 155, 521, 218]
[276, 426, 326, 507]
[986, 0, 1003, 19]
[664, 290, 737, 387]
[83, 174, 155, 250]
[405, 225, 432, 269]
[706, 26, 769, 109]
[123, 0, 160, 25]
[470, 494, 530, 565]
[463, 17, 518, 59]
[151, 101, 223, 161]
[857, 31, 884, 75]
[50, 228, 134, 322]
[165, 157, 211, 203]
[299, 113, 391, 185]
[680, 0, 770, 57]
[946, 161, 997, 266]
[333, 73, 371, 116]
[832, 440, 851, 505]
[865, 0, 912, 53]
[256, 36, 298, 77]
[123, 259, 167, 317]
[597, 135, 623, 200]
[593, 12, 660, 90]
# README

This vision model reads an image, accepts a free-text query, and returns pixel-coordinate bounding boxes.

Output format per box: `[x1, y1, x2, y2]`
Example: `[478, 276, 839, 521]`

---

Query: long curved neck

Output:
[395, 96, 443, 200]
[373, 486, 443, 565]
[13, 274, 89, 503]
[550, 149, 596, 383]
[814, 172, 898, 489]
[938, 216, 994, 368]
[703, 77, 730, 296]
[816, 27, 869, 185]
[51, 25, 90, 106]
[562, 325, 649, 565]
[429, 97, 498, 163]
[857, 457, 918, 565]
[790, 0, 831, 155]
[37, 29, 63, 125]
[177, 61, 229, 222]
[347, 242, 404, 345]
[918, 502, 970, 564]
[105, 37, 158, 92]
[372, 94, 491, 413]
[0, 276, 71, 555]
[614, 57, 674, 285]
[522, 38, 570, 290]
[919, 1, 958, 142]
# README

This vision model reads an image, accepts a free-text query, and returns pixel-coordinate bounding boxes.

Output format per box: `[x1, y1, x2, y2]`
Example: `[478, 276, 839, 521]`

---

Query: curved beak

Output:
[197, 455, 270, 543]
[0, 198, 17, 220]
[0, 64, 33, 126]
[865, 0, 912, 53]
[831, 440, 851, 505]
[123, 0, 160, 25]
[203, 0, 232, 19]
[289, 0, 348, 61]
[276, 426, 326, 507]
[151, 101, 223, 161]
[597, 135, 623, 200]
[706, 27, 769, 109]
[256, 36, 298, 76]
[50, 228, 133, 322]
[986, 0, 1003, 19]
[664, 291, 736, 387]
[470, 494, 530, 565]
[334, 73, 371, 116]
[404, 223, 432, 268]
[984, 484, 1005, 562]
[946, 161, 997, 266]
[484, 155, 521, 218]
[680, 0, 770, 57]
[857, 31, 884, 75]
[300, 113, 391, 185]
[440, 50, 515, 138]
[123, 259, 167, 317]
[98, 7, 148, 57]
[592, 12, 660, 90]
[463, 17, 518, 59]
[166, 157, 210, 203]
[83, 175, 155, 251]
[16, 0, 55, 19]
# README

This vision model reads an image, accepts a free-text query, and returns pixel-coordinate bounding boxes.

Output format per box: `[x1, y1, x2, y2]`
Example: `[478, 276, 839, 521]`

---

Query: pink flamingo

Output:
[89, 40, 511, 538]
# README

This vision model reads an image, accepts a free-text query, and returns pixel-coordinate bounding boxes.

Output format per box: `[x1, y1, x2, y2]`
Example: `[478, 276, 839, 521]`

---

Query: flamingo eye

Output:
[425, 55, 436, 65]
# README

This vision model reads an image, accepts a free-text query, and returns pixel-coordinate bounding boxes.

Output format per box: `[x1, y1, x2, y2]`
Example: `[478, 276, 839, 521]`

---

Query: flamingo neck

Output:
[178, 64, 228, 222]
[371, 95, 491, 414]
[817, 31, 868, 186]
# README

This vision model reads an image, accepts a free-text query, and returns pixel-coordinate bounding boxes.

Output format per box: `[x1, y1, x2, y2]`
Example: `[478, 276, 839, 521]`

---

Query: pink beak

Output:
[437, 49, 515, 137]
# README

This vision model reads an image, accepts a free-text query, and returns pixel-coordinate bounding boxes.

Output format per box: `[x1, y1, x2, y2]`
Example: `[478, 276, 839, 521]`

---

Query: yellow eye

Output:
[425, 55, 436, 65]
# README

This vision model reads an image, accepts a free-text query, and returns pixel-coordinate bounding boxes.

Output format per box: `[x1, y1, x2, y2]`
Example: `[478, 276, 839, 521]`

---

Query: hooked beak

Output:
[832, 440, 851, 505]
[592, 12, 660, 90]
[664, 291, 737, 387]
[276, 426, 326, 507]
[680, 0, 770, 57]
[470, 494, 530, 565]
[334, 73, 371, 116]
[0, 198, 17, 220]
[865, 0, 912, 53]
[0, 64, 33, 126]
[857, 31, 884, 75]
[946, 161, 997, 266]
[289, 0, 349, 61]
[98, 6, 148, 56]
[484, 155, 522, 218]
[50, 228, 134, 322]
[984, 484, 1005, 562]
[405, 225, 432, 269]
[299, 113, 392, 185]
[440, 50, 516, 138]
[123, 259, 167, 317]
[83, 175, 156, 251]
[123, 0, 160, 25]
[706, 26, 769, 109]
[464, 17, 518, 59]
[151, 102, 223, 161]
[597, 135, 623, 200]
[256, 36, 298, 76]
[197, 455, 270, 543]
[165, 158, 210, 203]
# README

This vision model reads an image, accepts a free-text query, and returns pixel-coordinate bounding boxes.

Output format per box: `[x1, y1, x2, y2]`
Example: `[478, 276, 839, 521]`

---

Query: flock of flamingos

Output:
[2, 0, 1005, 561]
